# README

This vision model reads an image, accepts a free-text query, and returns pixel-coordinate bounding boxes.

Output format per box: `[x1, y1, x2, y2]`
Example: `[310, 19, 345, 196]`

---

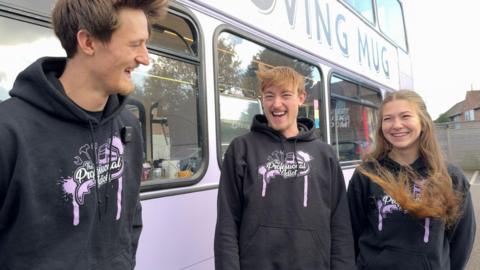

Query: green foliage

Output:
[434, 112, 450, 123]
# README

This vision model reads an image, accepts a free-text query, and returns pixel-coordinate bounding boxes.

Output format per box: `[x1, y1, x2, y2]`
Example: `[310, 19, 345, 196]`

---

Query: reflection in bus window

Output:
[359, 86, 380, 105]
[330, 75, 380, 162]
[216, 32, 323, 159]
[149, 12, 197, 56]
[126, 100, 147, 155]
[343, 0, 374, 24]
[219, 95, 262, 155]
[0, 16, 64, 101]
[377, 0, 407, 50]
[129, 12, 202, 186]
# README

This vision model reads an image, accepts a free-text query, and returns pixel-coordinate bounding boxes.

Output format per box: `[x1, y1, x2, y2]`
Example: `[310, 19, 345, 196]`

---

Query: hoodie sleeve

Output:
[131, 197, 143, 266]
[214, 143, 244, 270]
[347, 169, 369, 258]
[330, 156, 356, 270]
[447, 166, 476, 270]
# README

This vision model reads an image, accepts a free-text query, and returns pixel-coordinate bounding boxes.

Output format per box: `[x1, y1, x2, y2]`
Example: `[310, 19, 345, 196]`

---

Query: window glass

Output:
[331, 76, 357, 99]
[330, 76, 379, 162]
[0, 16, 64, 102]
[359, 86, 381, 105]
[219, 95, 262, 155]
[150, 12, 197, 56]
[0, 0, 55, 17]
[129, 12, 202, 184]
[343, 0, 374, 23]
[465, 110, 474, 121]
[377, 0, 407, 49]
[216, 32, 323, 158]
[453, 115, 461, 129]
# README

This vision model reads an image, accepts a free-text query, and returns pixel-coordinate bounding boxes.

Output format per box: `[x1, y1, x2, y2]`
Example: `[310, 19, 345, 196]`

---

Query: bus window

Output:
[126, 100, 147, 156]
[219, 95, 262, 156]
[129, 11, 203, 187]
[215, 31, 323, 160]
[330, 75, 380, 162]
[359, 85, 380, 105]
[342, 0, 374, 24]
[149, 12, 197, 56]
[0, 16, 64, 101]
[376, 0, 407, 50]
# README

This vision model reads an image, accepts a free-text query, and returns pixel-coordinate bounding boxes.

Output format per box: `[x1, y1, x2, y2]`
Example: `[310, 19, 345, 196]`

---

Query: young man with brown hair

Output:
[214, 66, 355, 269]
[0, 1, 168, 269]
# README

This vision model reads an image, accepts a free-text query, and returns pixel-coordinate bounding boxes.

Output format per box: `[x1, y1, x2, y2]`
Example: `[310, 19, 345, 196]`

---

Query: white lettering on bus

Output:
[284, 0, 391, 79]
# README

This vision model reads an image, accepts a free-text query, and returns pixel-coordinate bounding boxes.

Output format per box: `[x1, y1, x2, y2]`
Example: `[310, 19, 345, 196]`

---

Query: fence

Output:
[436, 120, 480, 171]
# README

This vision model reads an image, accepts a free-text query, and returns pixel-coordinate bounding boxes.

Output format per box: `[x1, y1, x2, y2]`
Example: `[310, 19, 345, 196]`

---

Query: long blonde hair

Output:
[359, 90, 462, 226]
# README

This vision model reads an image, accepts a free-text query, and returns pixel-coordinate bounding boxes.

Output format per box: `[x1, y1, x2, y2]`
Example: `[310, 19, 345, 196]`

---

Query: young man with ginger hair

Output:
[214, 66, 355, 269]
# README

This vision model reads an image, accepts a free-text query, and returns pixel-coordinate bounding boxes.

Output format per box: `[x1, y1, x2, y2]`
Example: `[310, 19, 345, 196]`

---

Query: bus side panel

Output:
[136, 189, 218, 270]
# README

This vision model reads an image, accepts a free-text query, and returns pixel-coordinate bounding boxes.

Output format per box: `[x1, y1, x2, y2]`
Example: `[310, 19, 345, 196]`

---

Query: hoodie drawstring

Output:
[280, 140, 286, 159]
[88, 120, 102, 220]
[293, 138, 298, 178]
[88, 120, 115, 221]
[104, 122, 114, 215]
[293, 138, 308, 207]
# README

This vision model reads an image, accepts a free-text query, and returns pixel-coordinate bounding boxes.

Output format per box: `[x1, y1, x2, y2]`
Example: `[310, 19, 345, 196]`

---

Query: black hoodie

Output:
[348, 156, 476, 270]
[214, 114, 355, 270]
[0, 57, 143, 269]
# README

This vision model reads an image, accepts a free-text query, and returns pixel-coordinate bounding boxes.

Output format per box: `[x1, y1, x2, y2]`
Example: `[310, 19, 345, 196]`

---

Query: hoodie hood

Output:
[250, 114, 316, 142]
[378, 155, 428, 177]
[10, 57, 127, 125]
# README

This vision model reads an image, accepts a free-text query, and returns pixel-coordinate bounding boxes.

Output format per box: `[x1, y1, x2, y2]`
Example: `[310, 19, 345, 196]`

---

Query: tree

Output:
[217, 36, 244, 96]
[435, 112, 450, 123]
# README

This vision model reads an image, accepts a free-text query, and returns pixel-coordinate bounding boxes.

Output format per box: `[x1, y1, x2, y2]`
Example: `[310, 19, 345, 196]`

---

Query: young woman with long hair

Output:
[347, 90, 475, 270]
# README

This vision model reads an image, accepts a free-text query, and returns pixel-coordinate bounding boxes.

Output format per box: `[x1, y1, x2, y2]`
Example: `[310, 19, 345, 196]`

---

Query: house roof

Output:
[445, 100, 464, 118]
[465, 90, 480, 110]
[444, 90, 480, 118]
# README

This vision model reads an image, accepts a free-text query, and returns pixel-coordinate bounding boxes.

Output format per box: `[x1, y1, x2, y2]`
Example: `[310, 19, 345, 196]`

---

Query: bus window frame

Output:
[375, 0, 409, 52]
[328, 73, 381, 165]
[133, 4, 209, 192]
[212, 24, 326, 168]
[338, 0, 376, 26]
[126, 99, 147, 155]
[338, 0, 409, 53]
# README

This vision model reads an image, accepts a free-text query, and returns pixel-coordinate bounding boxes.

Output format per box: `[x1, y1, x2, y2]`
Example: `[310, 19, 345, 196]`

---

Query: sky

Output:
[403, 0, 480, 119]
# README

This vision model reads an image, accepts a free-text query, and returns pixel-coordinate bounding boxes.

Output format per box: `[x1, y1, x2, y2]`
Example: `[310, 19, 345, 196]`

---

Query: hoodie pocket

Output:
[240, 225, 328, 269]
[365, 247, 431, 270]
[93, 249, 133, 270]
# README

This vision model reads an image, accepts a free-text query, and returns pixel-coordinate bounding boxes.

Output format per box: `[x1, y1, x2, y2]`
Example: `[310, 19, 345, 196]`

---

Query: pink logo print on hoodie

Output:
[62, 136, 124, 226]
[258, 150, 312, 207]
